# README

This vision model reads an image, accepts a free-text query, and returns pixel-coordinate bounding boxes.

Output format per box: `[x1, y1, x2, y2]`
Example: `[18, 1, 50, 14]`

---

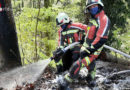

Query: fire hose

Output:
[50, 42, 130, 61]
[103, 45, 130, 59]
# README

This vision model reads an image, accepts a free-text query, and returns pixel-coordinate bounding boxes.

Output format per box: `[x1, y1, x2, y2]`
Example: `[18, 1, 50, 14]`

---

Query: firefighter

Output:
[58, 0, 111, 89]
[53, 12, 87, 74]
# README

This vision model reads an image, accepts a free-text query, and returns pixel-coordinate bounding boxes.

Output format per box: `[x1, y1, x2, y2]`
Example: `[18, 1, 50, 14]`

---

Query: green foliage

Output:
[55, 0, 83, 22]
[13, 0, 130, 65]
[15, 7, 58, 65]
[103, 0, 130, 49]
[13, 0, 85, 65]
[12, 0, 22, 14]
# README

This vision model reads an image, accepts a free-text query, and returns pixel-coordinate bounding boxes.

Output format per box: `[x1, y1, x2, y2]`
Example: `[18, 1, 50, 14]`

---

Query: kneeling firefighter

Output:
[53, 12, 87, 74]
[57, 0, 111, 89]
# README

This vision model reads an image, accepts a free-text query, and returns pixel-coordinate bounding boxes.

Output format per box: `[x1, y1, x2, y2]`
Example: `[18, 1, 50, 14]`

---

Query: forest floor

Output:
[0, 60, 130, 90]
[14, 60, 130, 90]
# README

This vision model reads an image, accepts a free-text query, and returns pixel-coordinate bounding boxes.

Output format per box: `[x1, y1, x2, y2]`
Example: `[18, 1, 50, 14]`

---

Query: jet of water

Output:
[0, 58, 51, 89]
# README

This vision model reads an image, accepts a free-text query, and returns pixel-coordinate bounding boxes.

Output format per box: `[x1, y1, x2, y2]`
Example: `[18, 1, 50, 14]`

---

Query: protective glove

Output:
[80, 45, 96, 59]
[53, 48, 65, 62]
[87, 46, 96, 54]
[80, 46, 90, 59]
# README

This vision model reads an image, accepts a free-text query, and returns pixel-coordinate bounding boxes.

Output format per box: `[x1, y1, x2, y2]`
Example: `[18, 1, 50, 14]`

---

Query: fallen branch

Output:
[99, 52, 130, 66]
[107, 70, 130, 79]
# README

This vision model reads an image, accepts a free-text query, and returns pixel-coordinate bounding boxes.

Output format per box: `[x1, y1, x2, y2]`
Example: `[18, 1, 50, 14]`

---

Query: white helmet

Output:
[86, 0, 104, 9]
[56, 13, 70, 26]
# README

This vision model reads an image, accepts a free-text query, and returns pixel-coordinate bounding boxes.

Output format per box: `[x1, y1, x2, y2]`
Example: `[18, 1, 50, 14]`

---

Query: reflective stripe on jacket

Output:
[58, 23, 87, 48]
[86, 10, 111, 49]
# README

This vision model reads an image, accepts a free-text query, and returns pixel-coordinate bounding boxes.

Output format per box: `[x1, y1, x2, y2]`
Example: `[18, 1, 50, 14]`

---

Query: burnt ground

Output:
[15, 60, 130, 90]
[33, 60, 130, 90]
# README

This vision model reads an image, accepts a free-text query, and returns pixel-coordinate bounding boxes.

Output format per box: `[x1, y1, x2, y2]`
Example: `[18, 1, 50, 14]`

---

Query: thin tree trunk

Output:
[21, 0, 24, 7]
[34, 0, 41, 61]
[56, 0, 60, 4]
[44, 0, 50, 8]
[18, 19, 25, 65]
[13, 0, 15, 6]
[0, 0, 21, 71]
[33, 0, 35, 8]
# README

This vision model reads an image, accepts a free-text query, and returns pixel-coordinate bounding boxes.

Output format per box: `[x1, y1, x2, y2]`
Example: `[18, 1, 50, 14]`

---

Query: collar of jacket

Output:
[94, 10, 105, 18]
[60, 24, 72, 31]
[67, 24, 72, 28]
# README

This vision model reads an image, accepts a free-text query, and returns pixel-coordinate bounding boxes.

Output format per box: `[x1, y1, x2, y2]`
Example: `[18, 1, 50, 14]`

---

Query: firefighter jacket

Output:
[83, 10, 111, 52]
[58, 23, 87, 48]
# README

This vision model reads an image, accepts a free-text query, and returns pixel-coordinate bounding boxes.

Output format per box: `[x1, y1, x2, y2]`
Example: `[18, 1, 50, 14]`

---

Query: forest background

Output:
[12, 0, 130, 65]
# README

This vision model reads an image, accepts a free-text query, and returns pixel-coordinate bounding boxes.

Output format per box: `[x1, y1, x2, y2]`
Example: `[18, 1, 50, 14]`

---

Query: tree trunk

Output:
[0, 0, 21, 71]
[34, 0, 41, 61]
[13, 0, 15, 6]
[33, 0, 35, 8]
[21, 0, 24, 7]
[44, 0, 50, 8]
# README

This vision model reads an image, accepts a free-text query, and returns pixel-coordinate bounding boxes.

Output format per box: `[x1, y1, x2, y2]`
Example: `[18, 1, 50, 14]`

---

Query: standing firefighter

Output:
[58, 0, 111, 89]
[53, 13, 87, 74]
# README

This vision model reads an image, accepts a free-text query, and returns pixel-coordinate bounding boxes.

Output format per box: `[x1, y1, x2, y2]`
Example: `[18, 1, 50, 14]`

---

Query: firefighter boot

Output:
[57, 74, 72, 90]
[86, 68, 96, 87]
[56, 65, 63, 74]
[55, 59, 63, 74]
[58, 79, 70, 90]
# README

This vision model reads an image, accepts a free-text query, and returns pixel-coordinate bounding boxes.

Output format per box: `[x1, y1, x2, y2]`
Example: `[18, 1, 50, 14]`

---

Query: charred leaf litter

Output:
[0, 60, 130, 90]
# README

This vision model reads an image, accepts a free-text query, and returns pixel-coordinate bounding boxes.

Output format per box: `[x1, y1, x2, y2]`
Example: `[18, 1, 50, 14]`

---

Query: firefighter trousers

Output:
[68, 46, 103, 80]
